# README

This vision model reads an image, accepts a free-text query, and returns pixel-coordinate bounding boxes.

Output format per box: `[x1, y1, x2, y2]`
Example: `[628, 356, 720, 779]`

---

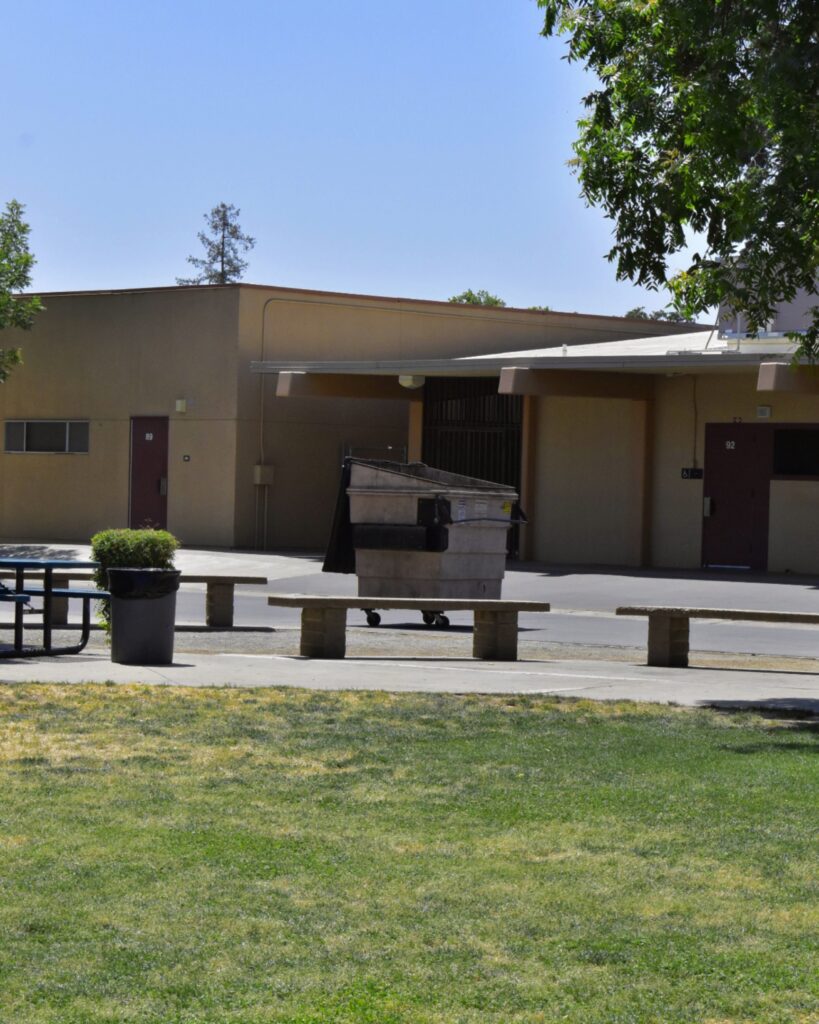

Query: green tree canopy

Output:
[625, 306, 693, 324]
[0, 200, 43, 381]
[539, 0, 819, 356]
[177, 203, 255, 285]
[448, 289, 506, 307]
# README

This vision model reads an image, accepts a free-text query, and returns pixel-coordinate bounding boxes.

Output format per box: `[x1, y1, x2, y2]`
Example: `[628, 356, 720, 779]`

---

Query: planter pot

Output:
[107, 568, 181, 665]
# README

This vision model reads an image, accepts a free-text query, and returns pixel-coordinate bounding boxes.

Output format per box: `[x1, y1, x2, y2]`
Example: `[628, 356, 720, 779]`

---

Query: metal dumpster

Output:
[323, 459, 518, 627]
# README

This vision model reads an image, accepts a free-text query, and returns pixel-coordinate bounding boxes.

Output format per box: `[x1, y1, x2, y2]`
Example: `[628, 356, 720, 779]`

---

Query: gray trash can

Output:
[108, 568, 181, 665]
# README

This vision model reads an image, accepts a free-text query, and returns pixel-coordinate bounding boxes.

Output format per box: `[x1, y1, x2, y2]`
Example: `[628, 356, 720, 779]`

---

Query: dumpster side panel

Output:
[355, 550, 508, 581]
[349, 491, 515, 526]
[357, 577, 503, 600]
[445, 525, 509, 554]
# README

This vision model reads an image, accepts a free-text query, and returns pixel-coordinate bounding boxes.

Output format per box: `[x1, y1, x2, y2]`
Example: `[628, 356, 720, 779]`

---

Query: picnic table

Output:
[0, 557, 103, 657]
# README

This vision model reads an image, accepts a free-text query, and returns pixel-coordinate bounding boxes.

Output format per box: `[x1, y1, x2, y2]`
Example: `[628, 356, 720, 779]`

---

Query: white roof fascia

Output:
[250, 330, 801, 377]
[252, 352, 796, 376]
[250, 358, 499, 376]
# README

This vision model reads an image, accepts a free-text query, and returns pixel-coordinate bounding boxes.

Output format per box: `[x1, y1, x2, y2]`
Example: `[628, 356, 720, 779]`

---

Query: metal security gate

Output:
[421, 377, 523, 555]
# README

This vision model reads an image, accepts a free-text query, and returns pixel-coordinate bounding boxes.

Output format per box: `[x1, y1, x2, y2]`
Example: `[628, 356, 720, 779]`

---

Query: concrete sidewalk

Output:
[1, 643, 817, 714]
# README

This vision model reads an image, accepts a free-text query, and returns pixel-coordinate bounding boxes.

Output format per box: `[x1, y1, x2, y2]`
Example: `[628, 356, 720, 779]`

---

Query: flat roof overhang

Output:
[275, 371, 424, 401]
[252, 358, 501, 377]
[252, 352, 795, 405]
[251, 351, 783, 377]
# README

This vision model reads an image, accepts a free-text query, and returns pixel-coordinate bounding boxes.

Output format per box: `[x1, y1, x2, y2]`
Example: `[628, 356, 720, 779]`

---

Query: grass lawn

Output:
[0, 685, 817, 1024]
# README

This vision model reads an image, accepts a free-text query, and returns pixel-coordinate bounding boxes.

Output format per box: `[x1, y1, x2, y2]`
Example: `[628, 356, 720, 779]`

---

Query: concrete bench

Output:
[616, 606, 819, 668]
[0, 572, 266, 627]
[185, 576, 268, 627]
[266, 594, 551, 661]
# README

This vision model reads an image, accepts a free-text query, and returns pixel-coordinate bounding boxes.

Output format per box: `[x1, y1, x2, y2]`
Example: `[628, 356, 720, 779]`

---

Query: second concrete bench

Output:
[267, 594, 551, 661]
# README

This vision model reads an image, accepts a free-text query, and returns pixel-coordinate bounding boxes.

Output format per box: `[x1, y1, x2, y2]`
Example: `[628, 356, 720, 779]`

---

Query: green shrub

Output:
[90, 528, 180, 630]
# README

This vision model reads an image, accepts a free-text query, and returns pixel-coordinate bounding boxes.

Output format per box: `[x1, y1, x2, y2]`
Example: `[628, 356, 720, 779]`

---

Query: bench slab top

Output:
[618, 606, 819, 624]
[22, 587, 109, 598]
[186, 575, 267, 585]
[267, 594, 550, 612]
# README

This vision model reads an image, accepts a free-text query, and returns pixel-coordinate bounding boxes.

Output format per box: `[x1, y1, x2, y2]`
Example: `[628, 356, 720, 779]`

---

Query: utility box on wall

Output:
[253, 463, 274, 486]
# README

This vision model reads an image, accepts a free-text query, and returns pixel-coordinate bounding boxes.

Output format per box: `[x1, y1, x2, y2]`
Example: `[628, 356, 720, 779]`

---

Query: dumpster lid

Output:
[347, 459, 518, 495]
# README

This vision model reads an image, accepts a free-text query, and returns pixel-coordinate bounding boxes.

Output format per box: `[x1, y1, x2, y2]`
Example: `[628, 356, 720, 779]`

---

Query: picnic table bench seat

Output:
[0, 571, 267, 628]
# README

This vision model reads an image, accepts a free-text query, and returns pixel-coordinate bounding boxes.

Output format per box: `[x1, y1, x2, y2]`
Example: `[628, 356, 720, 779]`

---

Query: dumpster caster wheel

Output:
[422, 611, 437, 626]
[365, 610, 381, 627]
[434, 613, 450, 629]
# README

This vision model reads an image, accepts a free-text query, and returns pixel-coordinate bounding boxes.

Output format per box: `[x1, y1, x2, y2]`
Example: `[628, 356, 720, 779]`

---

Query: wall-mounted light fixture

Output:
[398, 375, 425, 390]
[175, 398, 188, 414]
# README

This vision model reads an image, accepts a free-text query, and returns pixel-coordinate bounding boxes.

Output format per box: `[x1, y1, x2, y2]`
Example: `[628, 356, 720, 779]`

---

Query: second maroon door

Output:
[701, 423, 773, 570]
[129, 417, 169, 529]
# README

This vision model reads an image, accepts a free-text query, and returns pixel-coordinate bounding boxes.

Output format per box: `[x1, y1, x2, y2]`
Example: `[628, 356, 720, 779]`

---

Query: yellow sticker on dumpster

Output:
[502, 501, 512, 513]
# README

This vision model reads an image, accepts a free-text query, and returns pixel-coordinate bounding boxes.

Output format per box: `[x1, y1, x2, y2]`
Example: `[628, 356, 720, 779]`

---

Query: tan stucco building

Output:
[0, 284, 695, 553]
[259, 309, 819, 574]
[4, 283, 815, 572]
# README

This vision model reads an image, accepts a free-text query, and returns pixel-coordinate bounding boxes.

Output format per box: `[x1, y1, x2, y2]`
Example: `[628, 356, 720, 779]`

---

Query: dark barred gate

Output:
[421, 377, 523, 556]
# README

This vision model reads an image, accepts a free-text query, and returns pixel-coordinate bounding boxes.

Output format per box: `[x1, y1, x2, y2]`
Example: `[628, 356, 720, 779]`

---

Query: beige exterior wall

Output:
[237, 285, 695, 364]
[529, 396, 647, 566]
[0, 288, 241, 545]
[651, 372, 819, 569]
[257, 392, 407, 549]
[167, 419, 238, 547]
[0, 283, 713, 554]
[234, 286, 696, 551]
[0, 420, 128, 541]
[237, 288, 412, 549]
[523, 371, 819, 573]
[769, 481, 819, 574]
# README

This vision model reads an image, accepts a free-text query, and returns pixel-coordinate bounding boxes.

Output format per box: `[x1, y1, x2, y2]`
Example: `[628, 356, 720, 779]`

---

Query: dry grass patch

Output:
[0, 683, 817, 1023]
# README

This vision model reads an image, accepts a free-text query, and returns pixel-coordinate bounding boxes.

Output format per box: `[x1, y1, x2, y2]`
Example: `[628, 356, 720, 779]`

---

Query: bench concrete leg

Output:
[301, 607, 347, 659]
[206, 583, 235, 627]
[473, 610, 519, 661]
[50, 573, 69, 627]
[647, 613, 689, 668]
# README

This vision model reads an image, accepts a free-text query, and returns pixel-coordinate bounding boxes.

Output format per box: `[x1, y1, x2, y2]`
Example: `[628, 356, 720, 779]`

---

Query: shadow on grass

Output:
[708, 697, 819, 719]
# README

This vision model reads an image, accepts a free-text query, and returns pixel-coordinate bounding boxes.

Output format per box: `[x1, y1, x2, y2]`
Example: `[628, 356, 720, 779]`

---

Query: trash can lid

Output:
[107, 568, 181, 599]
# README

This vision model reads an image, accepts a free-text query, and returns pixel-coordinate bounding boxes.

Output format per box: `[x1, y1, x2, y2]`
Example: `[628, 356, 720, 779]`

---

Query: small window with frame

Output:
[4, 420, 90, 454]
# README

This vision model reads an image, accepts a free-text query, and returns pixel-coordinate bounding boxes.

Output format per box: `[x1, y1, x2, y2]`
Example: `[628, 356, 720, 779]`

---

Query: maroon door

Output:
[701, 424, 772, 570]
[129, 417, 169, 529]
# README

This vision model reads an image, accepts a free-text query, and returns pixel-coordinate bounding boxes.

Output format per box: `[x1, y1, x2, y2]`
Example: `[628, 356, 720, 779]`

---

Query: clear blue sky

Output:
[4, 0, 682, 315]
